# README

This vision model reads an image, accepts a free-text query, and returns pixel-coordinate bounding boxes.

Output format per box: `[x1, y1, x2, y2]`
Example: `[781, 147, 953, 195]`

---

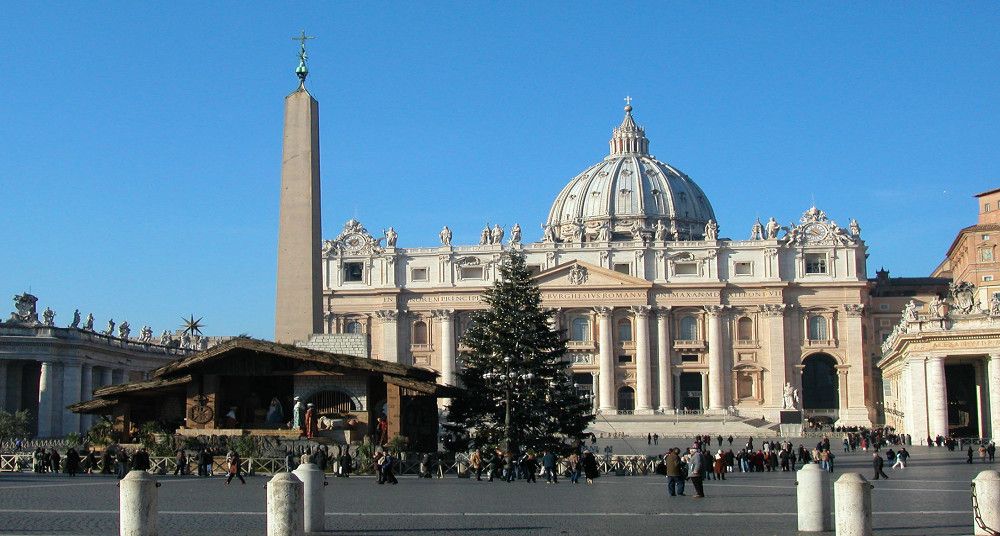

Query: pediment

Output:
[532, 260, 652, 289]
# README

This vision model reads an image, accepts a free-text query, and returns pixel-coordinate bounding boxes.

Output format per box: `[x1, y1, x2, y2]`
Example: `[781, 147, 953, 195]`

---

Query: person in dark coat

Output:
[83, 448, 97, 474]
[582, 451, 599, 484]
[339, 449, 352, 477]
[49, 448, 62, 474]
[665, 448, 685, 496]
[100, 448, 112, 474]
[521, 452, 538, 484]
[872, 452, 889, 479]
[65, 448, 81, 477]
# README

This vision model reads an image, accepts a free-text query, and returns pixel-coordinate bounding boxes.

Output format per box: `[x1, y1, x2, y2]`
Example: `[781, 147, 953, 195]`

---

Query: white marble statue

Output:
[70, 309, 81, 328]
[990, 295, 1000, 317]
[479, 225, 490, 245]
[781, 382, 799, 410]
[439, 226, 452, 246]
[160, 330, 171, 345]
[765, 217, 780, 239]
[119, 321, 131, 340]
[849, 218, 861, 237]
[654, 219, 668, 241]
[83, 313, 94, 331]
[903, 300, 919, 322]
[384, 227, 398, 247]
[104, 318, 115, 336]
[490, 224, 504, 245]
[540, 223, 558, 243]
[704, 219, 719, 240]
[42, 307, 55, 326]
[750, 218, 764, 240]
[509, 223, 521, 244]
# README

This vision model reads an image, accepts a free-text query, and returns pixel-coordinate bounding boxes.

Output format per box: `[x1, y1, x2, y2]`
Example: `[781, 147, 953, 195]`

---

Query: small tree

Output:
[445, 251, 593, 454]
[0, 410, 31, 447]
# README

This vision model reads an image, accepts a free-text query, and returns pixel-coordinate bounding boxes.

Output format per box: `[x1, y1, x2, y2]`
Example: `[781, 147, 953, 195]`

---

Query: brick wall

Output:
[297, 333, 369, 358]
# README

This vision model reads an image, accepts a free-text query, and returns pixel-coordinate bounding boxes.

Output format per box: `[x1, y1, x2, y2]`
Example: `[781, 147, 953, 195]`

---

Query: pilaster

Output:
[375, 310, 400, 363]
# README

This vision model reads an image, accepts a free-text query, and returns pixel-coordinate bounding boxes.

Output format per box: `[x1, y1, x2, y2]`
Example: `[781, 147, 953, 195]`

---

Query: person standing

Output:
[304, 403, 316, 439]
[373, 450, 385, 483]
[83, 448, 97, 474]
[582, 451, 599, 484]
[653, 434, 659, 446]
[65, 448, 80, 477]
[49, 448, 62, 475]
[542, 451, 558, 483]
[174, 449, 187, 476]
[872, 452, 889, 480]
[647, 433, 652, 446]
[988, 442, 996, 463]
[226, 450, 246, 485]
[381, 452, 398, 485]
[688, 448, 706, 498]
[470, 449, 483, 481]
[968, 446, 975, 464]
[567, 452, 580, 484]
[292, 396, 304, 434]
[665, 448, 685, 497]
[522, 452, 538, 484]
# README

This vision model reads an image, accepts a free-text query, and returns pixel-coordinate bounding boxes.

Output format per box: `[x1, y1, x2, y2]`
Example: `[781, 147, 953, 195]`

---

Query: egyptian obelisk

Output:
[275, 33, 323, 344]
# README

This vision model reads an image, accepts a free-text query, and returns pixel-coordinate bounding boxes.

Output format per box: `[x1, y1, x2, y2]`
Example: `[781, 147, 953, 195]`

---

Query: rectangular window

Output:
[613, 263, 631, 275]
[681, 354, 699, 363]
[984, 234, 991, 241]
[804, 253, 827, 274]
[734, 261, 752, 276]
[986, 203, 992, 212]
[878, 303, 889, 311]
[981, 249, 994, 262]
[410, 267, 428, 282]
[460, 266, 485, 280]
[617, 354, 632, 364]
[344, 262, 364, 282]
[984, 275, 994, 282]
[675, 262, 698, 275]
[882, 381, 892, 397]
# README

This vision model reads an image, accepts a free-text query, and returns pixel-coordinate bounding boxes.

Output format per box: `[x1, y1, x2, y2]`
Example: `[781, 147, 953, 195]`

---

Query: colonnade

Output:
[901, 353, 1000, 442]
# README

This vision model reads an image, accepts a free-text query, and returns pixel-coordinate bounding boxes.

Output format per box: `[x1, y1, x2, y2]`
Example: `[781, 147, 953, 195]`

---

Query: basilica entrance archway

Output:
[802, 353, 839, 411]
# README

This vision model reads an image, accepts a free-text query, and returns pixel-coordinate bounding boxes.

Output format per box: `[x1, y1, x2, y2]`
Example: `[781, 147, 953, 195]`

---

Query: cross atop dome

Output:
[609, 97, 649, 156]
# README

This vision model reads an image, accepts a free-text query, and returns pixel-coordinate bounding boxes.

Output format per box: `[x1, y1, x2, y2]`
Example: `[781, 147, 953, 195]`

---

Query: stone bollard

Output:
[267, 472, 304, 536]
[972, 470, 1000, 535]
[834, 473, 873, 536]
[796, 463, 832, 532]
[292, 462, 326, 533]
[120, 470, 159, 536]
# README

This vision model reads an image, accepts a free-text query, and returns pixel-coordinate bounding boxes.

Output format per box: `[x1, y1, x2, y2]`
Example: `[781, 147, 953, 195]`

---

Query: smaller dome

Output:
[545, 104, 716, 241]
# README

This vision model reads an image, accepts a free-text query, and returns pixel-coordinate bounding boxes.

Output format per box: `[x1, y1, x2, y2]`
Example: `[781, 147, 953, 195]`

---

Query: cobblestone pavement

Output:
[0, 443, 993, 535]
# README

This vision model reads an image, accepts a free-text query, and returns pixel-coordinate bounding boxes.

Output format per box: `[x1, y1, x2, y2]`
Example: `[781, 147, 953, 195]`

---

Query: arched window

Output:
[617, 319, 633, 342]
[617, 386, 635, 412]
[412, 320, 428, 345]
[571, 317, 591, 342]
[808, 316, 828, 341]
[736, 317, 753, 341]
[345, 320, 362, 334]
[679, 315, 698, 340]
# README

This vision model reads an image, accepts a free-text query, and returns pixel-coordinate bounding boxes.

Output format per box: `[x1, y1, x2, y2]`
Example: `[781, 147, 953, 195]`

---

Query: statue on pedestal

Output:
[781, 382, 800, 410]
[750, 218, 764, 240]
[765, 217, 780, 239]
[160, 330, 172, 345]
[70, 309, 81, 328]
[384, 227, 398, 248]
[104, 319, 116, 337]
[6, 293, 39, 324]
[903, 300, 919, 322]
[490, 224, 504, 245]
[119, 321, 131, 340]
[42, 307, 55, 326]
[509, 223, 521, 245]
[83, 313, 94, 331]
[654, 219, 668, 242]
[439, 226, 452, 246]
[479, 225, 490, 245]
[704, 219, 719, 240]
[540, 223, 558, 243]
[849, 218, 861, 238]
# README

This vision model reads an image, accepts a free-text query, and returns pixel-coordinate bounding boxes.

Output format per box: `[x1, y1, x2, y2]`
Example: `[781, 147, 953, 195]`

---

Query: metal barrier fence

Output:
[0, 453, 661, 477]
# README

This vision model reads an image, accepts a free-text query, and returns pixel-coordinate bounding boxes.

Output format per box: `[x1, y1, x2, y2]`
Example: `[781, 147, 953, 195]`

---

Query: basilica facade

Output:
[318, 106, 876, 427]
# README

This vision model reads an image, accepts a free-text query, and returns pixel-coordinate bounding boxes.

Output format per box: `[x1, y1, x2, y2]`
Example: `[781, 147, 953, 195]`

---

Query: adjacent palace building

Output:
[317, 104, 877, 428]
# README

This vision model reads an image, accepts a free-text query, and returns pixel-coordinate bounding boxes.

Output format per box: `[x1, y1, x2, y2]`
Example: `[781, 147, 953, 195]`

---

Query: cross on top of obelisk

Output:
[293, 30, 316, 86]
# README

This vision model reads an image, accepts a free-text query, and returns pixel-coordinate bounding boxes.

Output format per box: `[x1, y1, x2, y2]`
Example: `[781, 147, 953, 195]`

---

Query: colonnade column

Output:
[112, 368, 126, 385]
[375, 310, 400, 363]
[591, 371, 600, 413]
[904, 356, 929, 444]
[989, 354, 1000, 441]
[37, 361, 56, 438]
[80, 364, 93, 431]
[101, 367, 113, 388]
[0, 361, 7, 412]
[700, 372, 709, 411]
[632, 306, 653, 414]
[62, 361, 82, 435]
[705, 306, 726, 412]
[595, 307, 616, 413]
[433, 310, 456, 386]
[926, 355, 949, 440]
[655, 307, 673, 413]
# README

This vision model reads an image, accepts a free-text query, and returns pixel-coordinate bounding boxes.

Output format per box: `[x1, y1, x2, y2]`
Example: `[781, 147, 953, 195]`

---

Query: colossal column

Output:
[433, 310, 456, 385]
[80, 364, 93, 430]
[37, 361, 55, 438]
[0, 361, 7, 412]
[989, 354, 1000, 441]
[905, 356, 929, 443]
[62, 361, 82, 435]
[700, 371, 710, 411]
[762, 304, 787, 409]
[705, 306, 726, 412]
[274, 45, 323, 344]
[655, 307, 673, 412]
[375, 310, 400, 363]
[595, 307, 616, 413]
[631, 306, 653, 414]
[101, 366, 113, 388]
[926, 355, 949, 439]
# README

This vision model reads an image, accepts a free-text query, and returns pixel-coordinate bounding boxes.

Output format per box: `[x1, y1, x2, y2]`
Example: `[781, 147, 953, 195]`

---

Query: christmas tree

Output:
[445, 251, 593, 453]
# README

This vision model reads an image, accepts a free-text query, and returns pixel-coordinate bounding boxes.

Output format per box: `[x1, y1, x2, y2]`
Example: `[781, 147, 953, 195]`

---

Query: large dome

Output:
[545, 105, 716, 242]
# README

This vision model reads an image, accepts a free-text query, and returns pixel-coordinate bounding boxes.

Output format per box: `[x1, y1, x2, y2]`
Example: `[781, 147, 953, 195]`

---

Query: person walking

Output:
[522, 452, 538, 484]
[173, 449, 187, 476]
[339, 449, 353, 478]
[893, 447, 909, 469]
[225, 450, 246, 485]
[688, 448, 706, 498]
[582, 451, 599, 484]
[83, 448, 97, 474]
[65, 448, 80, 477]
[665, 448, 685, 497]
[968, 446, 975, 464]
[872, 452, 889, 480]
[647, 433, 652, 446]
[116, 448, 130, 479]
[567, 452, 580, 484]
[653, 434, 659, 446]
[380, 452, 398, 485]
[49, 448, 62, 475]
[542, 451, 558, 483]
[988, 442, 996, 463]
[373, 450, 385, 483]
[470, 449, 483, 481]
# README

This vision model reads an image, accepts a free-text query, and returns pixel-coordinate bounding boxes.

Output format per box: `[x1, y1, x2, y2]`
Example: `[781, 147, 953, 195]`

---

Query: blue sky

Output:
[2, 2, 998, 338]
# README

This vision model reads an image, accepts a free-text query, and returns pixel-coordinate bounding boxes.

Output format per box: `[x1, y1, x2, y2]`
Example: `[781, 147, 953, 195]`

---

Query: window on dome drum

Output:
[804, 254, 827, 274]
[410, 267, 428, 282]
[613, 263, 631, 275]
[681, 354, 699, 363]
[807, 316, 828, 341]
[618, 354, 632, 364]
[734, 262, 752, 276]
[411, 321, 428, 345]
[736, 317, 753, 341]
[345, 321, 362, 334]
[617, 319, 632, 341]
[675, 263, 698, 276]
[344, 262, 364, 282]
[679, 315, 698, 340]
[460, 266, 484, 280]
[571, 317, 591, 342]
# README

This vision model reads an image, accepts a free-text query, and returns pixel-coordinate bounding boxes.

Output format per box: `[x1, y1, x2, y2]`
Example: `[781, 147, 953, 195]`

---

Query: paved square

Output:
[0, 443, 992, 535]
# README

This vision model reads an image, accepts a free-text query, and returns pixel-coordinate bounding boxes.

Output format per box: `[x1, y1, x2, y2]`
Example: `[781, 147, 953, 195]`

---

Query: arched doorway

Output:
[617, 386, 635, 412]
[802, 353, 839, 410]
